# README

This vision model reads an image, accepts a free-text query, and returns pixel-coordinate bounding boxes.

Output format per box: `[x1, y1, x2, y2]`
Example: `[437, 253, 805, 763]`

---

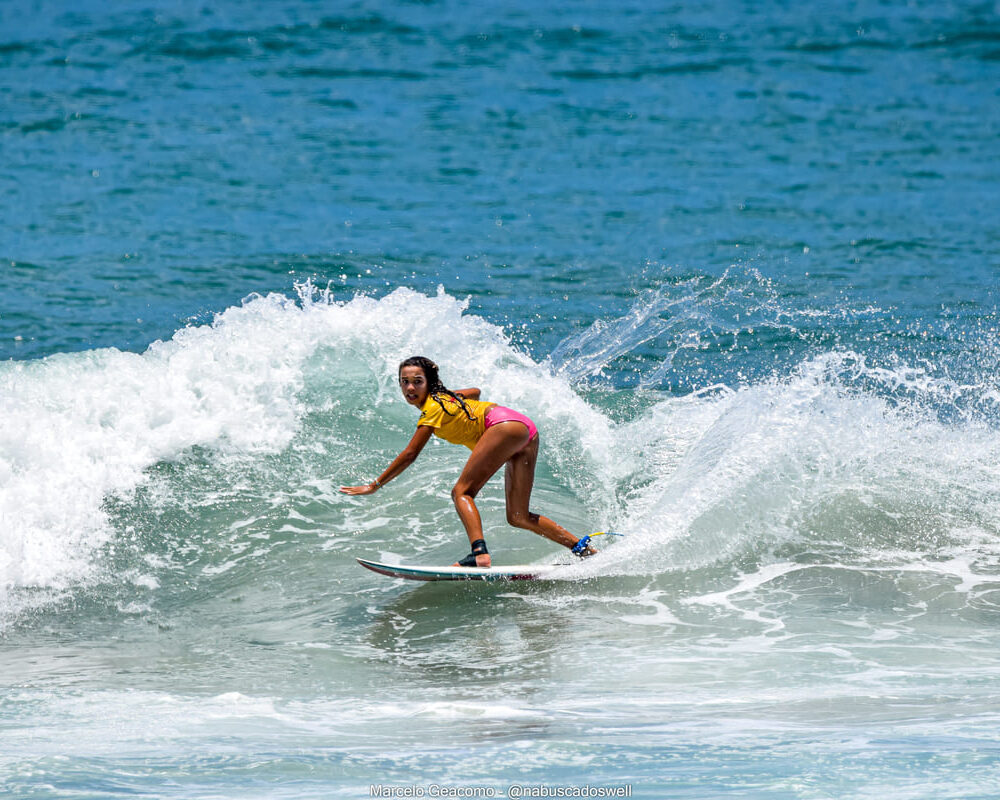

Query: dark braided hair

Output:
[398, 356, 475, 421]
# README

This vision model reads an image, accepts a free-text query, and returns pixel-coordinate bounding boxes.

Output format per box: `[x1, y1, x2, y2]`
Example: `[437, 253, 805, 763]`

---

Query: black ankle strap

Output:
[458, 539, 488, 567]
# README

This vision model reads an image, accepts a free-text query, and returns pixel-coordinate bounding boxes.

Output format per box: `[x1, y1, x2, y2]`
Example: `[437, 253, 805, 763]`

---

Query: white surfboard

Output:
[356, 533, 620, 582]
[356, 557, 572, 582]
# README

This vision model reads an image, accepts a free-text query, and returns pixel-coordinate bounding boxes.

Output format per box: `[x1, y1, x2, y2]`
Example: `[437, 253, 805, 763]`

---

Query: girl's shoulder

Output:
[418, 393, 455, 425]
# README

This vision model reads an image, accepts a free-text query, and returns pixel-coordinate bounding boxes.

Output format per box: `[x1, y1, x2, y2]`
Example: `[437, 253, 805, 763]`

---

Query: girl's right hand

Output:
[340, 483, 378, 495]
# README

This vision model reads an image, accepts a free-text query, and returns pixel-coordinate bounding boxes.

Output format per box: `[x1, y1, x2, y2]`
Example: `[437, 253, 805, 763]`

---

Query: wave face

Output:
[3, 282, 999, 617]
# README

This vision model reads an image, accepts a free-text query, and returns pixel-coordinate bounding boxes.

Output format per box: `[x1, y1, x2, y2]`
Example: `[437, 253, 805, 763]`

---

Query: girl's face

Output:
[399, 365, 430, 407]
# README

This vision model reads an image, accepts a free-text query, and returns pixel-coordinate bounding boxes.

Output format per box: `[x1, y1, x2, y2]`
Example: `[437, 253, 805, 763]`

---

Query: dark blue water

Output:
[3, 2, 1000, 798]
[4, 1, 998, 364]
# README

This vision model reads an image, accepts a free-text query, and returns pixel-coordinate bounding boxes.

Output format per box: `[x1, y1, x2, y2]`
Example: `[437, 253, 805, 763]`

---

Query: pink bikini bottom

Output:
[484, 405, 538, 441]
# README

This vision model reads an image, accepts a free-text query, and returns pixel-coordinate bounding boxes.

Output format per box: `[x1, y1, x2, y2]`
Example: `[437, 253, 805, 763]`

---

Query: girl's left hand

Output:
[340, 483, 377, 495]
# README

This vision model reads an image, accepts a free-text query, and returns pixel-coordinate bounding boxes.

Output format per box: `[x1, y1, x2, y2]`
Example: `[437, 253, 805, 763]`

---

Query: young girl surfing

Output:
[340, 356, 597, 567]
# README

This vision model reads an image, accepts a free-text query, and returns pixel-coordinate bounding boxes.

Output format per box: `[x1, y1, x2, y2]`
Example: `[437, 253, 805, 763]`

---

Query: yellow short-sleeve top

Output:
[418, 394, 496, 450]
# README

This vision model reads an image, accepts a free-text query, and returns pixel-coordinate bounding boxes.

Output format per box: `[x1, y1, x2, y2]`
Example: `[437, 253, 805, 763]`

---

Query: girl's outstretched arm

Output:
[454, 388, 481, 400]
[340, 425, 434, 495]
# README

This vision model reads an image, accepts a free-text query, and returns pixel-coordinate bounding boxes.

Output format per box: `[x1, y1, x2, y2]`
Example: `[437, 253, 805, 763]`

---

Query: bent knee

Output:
[452, 484, 477, 503]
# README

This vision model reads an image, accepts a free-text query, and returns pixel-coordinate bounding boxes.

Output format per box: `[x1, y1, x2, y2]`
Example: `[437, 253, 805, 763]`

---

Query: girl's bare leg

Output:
[451, 422, 532, 566]
[503, 437, 584, 550]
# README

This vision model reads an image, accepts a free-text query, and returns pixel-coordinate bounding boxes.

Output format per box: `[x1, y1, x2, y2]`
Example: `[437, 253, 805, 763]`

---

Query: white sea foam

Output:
[1, 291, 313, 608]
[575, 350, 1000, 581]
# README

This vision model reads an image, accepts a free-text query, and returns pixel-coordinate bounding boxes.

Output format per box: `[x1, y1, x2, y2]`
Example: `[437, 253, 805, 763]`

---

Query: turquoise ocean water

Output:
[3, 1, 1000, 797]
